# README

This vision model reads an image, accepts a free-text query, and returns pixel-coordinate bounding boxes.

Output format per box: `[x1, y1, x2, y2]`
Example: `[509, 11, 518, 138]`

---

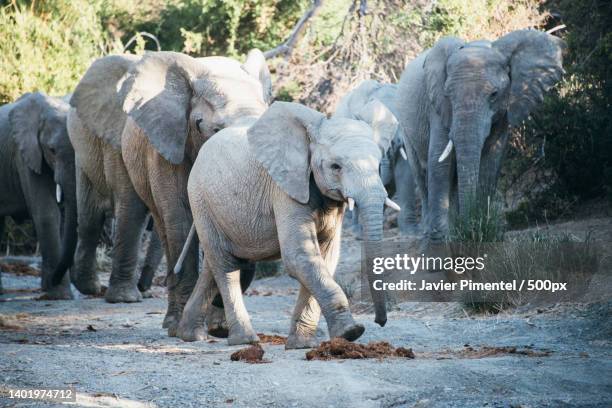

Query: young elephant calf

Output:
[178, 101, 400, 348]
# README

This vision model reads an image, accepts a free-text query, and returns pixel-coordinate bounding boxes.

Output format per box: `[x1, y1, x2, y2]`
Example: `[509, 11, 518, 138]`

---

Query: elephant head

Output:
[425, 30, 565, 216]
[9, 92, 77, 277]
[335, 80, 408, 187]
[118, 49, 271, 164]
[248, 101, 399, 326]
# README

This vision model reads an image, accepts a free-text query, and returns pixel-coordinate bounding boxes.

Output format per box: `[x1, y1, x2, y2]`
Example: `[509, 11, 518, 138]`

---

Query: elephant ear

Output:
[71, 54, 140, 149]
[9, 92, 44, 174]
[355, 98, 398, 155]
[334, 80, 382, 119]
[242, 49, 272, 104]
[423, 37, 465, 128]
[493, 30, 566, 127]
[248, 101, 325, 204]
[119, 52, 202, 164]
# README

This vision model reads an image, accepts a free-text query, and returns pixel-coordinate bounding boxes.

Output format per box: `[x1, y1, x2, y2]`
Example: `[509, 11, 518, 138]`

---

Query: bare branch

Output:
[264, 0, 324, 59]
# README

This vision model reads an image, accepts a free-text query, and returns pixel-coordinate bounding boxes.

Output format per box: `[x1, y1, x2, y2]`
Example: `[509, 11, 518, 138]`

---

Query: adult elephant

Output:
[52, 55, 164, 300]
[178, 101, 400, 347]
[62, 50, 271, 335]
[0, 92, 75, 299]
[335, 80, 420, 237]
[397, 30, 565, 241]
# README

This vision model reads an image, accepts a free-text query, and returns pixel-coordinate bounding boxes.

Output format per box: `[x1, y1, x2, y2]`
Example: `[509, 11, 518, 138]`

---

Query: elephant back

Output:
[70, 54, 141, 149]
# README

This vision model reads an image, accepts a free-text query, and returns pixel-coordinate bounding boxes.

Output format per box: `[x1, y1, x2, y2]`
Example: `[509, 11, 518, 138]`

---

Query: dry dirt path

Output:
[1, 217, 611, 407]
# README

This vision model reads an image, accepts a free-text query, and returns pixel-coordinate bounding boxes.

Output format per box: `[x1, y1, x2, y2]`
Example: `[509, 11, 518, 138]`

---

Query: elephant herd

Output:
[0, 29, 564, 347]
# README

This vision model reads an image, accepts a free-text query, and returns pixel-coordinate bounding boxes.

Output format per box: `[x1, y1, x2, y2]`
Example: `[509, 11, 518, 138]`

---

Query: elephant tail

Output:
[173, 223, 196, 276]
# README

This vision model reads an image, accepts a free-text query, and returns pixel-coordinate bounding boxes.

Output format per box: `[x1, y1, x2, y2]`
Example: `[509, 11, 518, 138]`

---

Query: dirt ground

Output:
[1, 218, 611, 407]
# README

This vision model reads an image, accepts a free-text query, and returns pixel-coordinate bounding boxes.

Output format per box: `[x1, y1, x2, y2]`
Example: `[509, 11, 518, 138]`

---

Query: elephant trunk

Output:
[379, 154, 393, 186]
[452, 114, 489, 218]
[51, 164, 78, 286]
[359, 195, 387, 327]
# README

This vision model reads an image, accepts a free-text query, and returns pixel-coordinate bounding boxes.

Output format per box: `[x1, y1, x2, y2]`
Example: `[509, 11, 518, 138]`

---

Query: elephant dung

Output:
[230, 344, 266, 363]
[305, 338, 415, 361]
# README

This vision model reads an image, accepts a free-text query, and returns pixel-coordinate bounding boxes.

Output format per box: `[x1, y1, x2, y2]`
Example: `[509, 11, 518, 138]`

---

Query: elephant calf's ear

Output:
[242, 49, 272, 104]
[356, 99, 398, 155]
[9, 93, 44, 174]
[248, 102, 325, 204]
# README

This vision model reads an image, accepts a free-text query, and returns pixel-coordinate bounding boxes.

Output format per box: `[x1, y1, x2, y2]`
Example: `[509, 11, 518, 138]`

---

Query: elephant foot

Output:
[105, 283, 142, 303]
[39, 285, 73, 300]
[227, 329, 259, 345]
[285, 333, 318, 350]
[140, 289, 153, 299]
[336, 323, 365, 342]
[206, 305, 228, 338]
[73, 279, 105, 296]
[177, 319, 206, 342]
[162, 311, 178, 329]
[328, 314, 365, 342]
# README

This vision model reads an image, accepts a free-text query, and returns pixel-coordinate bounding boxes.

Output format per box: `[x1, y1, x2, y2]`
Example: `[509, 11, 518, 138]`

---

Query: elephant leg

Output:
[426, 118, 452, 242]
[72, 170, 106, 295]
[394, 158, 421, 237]
[208, 262, 255, 338]
[177, 257, 215, 342]
[212, 259, 260, 345]
[286, 228, 341, 349]
[104, 187, 148, 303]
[21, 170, 72, 300]
[0, 217, 5, 294]
[178, 259, 254, 342]
[31, 205, 72, 300]
[137, 227, 163, 293]
[154, 203, 199, 336]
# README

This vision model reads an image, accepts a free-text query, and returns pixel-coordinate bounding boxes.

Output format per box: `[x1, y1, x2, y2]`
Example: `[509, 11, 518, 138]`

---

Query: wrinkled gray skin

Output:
[69, 51, 271, 336]
[335, 80, 421, 237]
[178, 101, 397, 348]
[0, 92, 74, 299]
[397, 30, 565, 241]
[51, 55, 164, 301]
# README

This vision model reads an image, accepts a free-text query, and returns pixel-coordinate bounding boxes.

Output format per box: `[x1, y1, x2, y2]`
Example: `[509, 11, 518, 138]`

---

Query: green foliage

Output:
[125, 0, 307, 56]
[506, 0, 612, 222]
[450, 194, 506, 243]
[0, 0, 110, 103]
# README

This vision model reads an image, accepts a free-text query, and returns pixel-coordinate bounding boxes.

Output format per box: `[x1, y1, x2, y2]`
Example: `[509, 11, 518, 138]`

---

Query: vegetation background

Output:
[0, 0, 610, 252]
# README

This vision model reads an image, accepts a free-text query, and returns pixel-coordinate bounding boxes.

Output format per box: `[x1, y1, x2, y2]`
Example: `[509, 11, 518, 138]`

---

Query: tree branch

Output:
[264, 0, 324, 59]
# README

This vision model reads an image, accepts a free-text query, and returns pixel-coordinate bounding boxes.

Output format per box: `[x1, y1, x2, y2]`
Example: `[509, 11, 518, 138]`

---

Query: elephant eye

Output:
[330, 163, 342, 171]
[489, 90, 499, 100]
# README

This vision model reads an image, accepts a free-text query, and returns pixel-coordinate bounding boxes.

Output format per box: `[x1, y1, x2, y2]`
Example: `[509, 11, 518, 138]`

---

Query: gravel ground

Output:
[1, 219, 611, 407]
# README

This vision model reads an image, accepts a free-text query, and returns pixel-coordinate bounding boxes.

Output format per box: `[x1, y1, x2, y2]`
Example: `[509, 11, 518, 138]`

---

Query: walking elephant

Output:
[51, 55, 164, 300]
[0, 92, 74, 299]
[61, 49, 272, 336]
[396, 30, 565, 241]
[335, 80, 421, 237]
[177, 100, 400, 348]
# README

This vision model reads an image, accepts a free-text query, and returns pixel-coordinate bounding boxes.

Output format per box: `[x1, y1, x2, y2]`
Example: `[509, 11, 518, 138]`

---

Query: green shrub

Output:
[0, 0, 111, 104]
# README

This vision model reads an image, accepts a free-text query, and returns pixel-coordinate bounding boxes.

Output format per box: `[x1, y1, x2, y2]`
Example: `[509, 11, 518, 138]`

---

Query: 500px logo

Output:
[372, 254, 487, 275]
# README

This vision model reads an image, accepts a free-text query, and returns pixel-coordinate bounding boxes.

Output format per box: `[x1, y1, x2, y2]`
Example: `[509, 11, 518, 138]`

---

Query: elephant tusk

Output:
[399, 147, 408, 160]
[438, 140, 454, 163]
[56, 184, 62, 203]
[173, 223, 196, 275]
[385, 197, 401, 212]
[347, 197, 355, 211]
